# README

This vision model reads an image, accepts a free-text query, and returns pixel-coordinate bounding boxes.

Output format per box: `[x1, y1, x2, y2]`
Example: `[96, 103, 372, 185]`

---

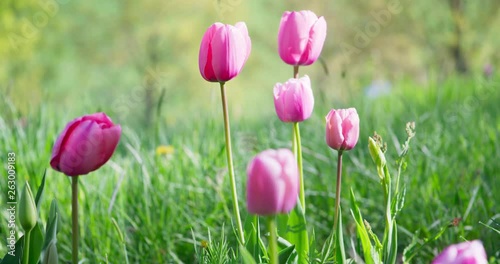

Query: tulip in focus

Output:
[246, 149, 299, 215]
[432, 240, 488, 264]
[199, 22, 251, 83]
[278, 10, 327, 66]
[50, 112, 121, 176]
[326, 108, 360, 151]
[274, 75, 314, 123]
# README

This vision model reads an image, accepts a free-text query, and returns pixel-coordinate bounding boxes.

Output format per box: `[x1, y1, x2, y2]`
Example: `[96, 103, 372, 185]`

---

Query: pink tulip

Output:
[325, 108, 359, 151]
[50, 113, 121, 176]
[278, 10, 327, 66]
[432, 240, 488, 264]
[199, 22, 251, 82]
[274, 75, 314, 123]
[246, 149, 299, 215]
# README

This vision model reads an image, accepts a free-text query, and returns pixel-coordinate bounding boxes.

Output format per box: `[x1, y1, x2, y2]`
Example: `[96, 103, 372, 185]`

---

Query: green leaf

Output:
[43, 200, 59, 252]
[350, 188, 376, 264]
[239, 245, 257, 264]
[28, 223, 44, 264]
[243, 215, 262, 262]
[386, 221, 398, 264]
[0, 236, 24, 264]
[284, 200, 309, 264]
[335, 207, 346, 264]
[34, 170, 47, 210]
[278, 245, 295, 264]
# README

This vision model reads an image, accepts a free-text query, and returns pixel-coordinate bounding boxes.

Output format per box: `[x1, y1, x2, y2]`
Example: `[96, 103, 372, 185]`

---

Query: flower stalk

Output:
[220, 82, 245, 244]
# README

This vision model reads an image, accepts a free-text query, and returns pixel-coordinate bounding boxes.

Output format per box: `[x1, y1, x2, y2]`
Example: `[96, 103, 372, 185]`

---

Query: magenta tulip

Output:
[325, 108, 359, 151]
[274, 75, 314, 123]
[278, 10, 327, 66]
[246, 149, 299, 215]
[432, 240, 488, 264]
[199, 22, 251, 83]
[50, 112, 121, 176]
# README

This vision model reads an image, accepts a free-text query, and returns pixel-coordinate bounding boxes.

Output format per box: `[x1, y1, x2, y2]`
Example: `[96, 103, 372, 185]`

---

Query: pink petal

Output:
[325, 110, 344, 150]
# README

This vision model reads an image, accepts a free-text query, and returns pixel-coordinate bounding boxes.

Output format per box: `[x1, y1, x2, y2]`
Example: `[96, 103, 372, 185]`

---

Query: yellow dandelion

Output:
[156, 145, 175, 156]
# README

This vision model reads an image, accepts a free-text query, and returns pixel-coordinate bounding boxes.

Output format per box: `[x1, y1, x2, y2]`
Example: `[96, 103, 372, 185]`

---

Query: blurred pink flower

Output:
[274, 75, 314, 123]
[325, 108, 359, 151]
[246, 149, 299, 215]
[199, 22, 251, 82]
[432, 240, 488, 264]
[50, 112, 121, 176]
[278, 10, 327, 66]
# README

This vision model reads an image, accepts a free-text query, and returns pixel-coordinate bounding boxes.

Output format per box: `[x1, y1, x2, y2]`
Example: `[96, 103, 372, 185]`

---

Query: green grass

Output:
[1, 76, 499, 263]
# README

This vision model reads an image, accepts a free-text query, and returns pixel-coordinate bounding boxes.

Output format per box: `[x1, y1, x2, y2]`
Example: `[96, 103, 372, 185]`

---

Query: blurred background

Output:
[2, 0, 499, 126]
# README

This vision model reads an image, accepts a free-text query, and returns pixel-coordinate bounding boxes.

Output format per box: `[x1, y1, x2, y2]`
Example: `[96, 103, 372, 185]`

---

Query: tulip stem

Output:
[334, 151, 343, 231]
[72, 176, 79, 264]
[293, 66, 299, 78]
[293, 122, 306, 212]
[266, 216, 278, 264]
[22, 229, 31, 264]
[219, 82, 245, 245]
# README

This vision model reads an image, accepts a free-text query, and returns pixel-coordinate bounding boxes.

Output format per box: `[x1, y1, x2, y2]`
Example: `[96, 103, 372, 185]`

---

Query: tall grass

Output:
[1, 76, 498, 263]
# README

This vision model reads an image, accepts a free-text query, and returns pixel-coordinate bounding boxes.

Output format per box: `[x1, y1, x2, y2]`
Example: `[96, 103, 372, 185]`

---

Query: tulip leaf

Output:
[278, 245, 295, 264]
[34, 170, 47, 211]
[243, 215, 261, 261]
[28, 223, 44, 264]
[239, 245, 257, 264]
[283, 200, 309, 264]
[0, 236, 23, 264]
[43, 203, 59, 252]
[350, 188, 377, 264]
[335, 207, 346, 264]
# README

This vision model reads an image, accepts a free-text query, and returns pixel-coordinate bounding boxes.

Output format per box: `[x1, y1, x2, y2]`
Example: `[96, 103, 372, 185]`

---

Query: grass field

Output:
[1, 74, 499, 263]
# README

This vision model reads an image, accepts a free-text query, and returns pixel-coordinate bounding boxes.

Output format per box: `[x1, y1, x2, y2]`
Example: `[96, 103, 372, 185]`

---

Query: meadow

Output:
[1, 0, 500, 263]
[1, 75, 499, 263]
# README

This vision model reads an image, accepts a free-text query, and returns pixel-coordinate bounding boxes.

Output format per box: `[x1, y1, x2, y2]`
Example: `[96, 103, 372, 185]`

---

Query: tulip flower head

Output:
[325, 108, 359, 151]
[246, 149, 299, 216]
[278, 10, 327, 66]
[199, 22, 252, 83]
[432, 240, 488, 264]
[274, 75, 314, 123]
[50, 112, 121, 176]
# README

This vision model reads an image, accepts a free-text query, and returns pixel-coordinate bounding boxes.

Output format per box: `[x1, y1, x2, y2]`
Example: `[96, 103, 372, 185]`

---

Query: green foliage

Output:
[0, 173, 60, 264]
[1, 75, 499, 262]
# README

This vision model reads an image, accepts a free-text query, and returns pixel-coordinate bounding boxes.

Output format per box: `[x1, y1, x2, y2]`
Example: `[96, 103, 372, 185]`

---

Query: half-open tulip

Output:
[278, 10, 327, 66]
[326, 108, 359, 151]
[50, 112, 121, 176]
[246, 149, 299, 215]
[199, 22, 251, 82]
[432, 240, 487, 264]
[274, 75, 314, 123]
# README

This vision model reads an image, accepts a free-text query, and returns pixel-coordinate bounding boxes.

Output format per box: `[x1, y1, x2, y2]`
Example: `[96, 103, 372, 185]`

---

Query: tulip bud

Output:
[368, 137, 386, 169]
[432, 240, 487, 264]
[325, 108, 360, 151]
[50, 112, 121, 176]
[273, 75, 314, 123]
[199, 22, 251, 83]
[43, 240, 59, 264]
[246, 149, 299, 215]
[19, 182, 37, 232]
[278, 10, 327, 66]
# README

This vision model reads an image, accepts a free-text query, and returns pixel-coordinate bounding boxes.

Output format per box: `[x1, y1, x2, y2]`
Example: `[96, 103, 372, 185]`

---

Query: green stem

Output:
[293, 122, 306, 212]
[267, 216, 278, 264]
[293, 66, 299, 78]
[381, 165, 393, 263]
[72, 176, 79, 264]
[22, 229, 31, 264]
[333, 151, 343, 231]
[219, 82, 245, 245]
